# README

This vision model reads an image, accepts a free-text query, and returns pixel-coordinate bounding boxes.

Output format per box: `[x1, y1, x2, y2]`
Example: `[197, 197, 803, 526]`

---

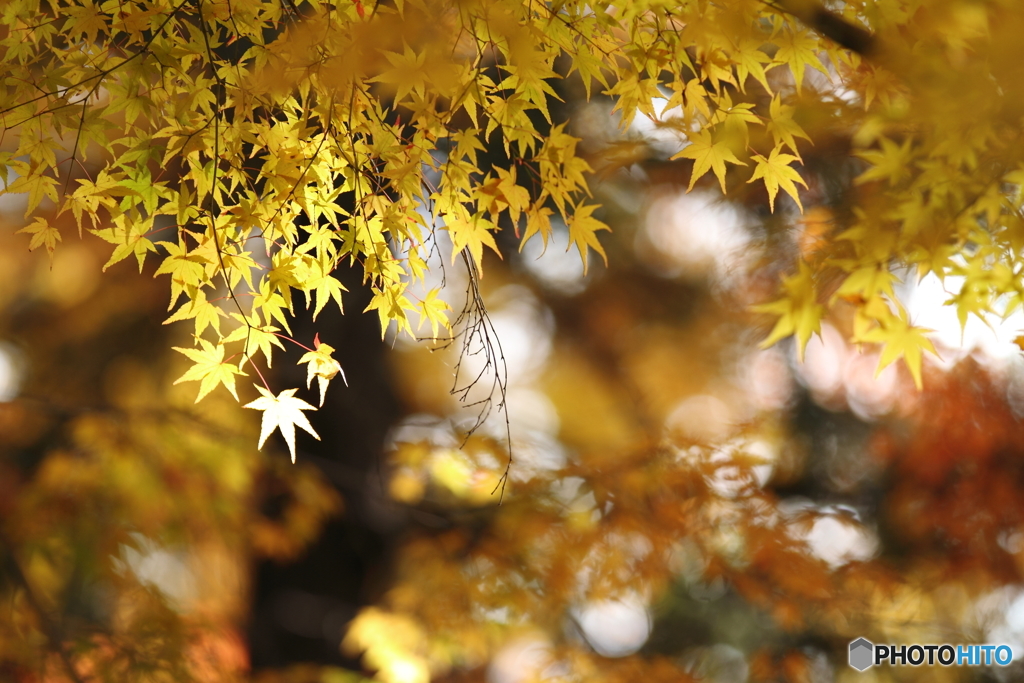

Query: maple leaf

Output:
[298, 341, 346, 407]
[520, 204, 553, 249]
[672, 130, 746, 194]
[775, 29, 829, 94]
[568, 45, 609, 100]
[244, 386, 321, 463]
[65, 2, 107, 44]
[766, 96, 811, 159]
[858, 311, 937, 390]
[567, 202, 610, 274]
[372, 43, 429, 104]
[222, 313, 286, 368]
[856, 137, 914, 186]
[832, 265, 898, 303]
[172, 339, 246, 403]
[154, 239, 209, 310]
[713, 91, 761, 146]
[93, 219, 158, 273]
[446, 212, 501, 275]
[477, 167, 530, 225]
[364, 284, 415, 339]
[303, 260, 347, 321]
[748, 148, 808, 212]
[417, 289, 452, 339]
[733, 38, 775, 94]
[606, 73, 662, 129]
[17, 216, 61, 260]
[164, 289, 227, 337]
[8, 170, 58, 217]
[252, 279, 293, 333]
[752, 261, 823, 360]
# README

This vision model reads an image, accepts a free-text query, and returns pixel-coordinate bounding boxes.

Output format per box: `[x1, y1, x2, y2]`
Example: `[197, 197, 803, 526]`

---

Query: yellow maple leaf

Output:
[733, 38, 775, 94]
[163, 289, 226, 337]
[672, 130, 746, 194]
[222, 313, 286, 368]
[748, 148, 808, 212]
[855, 137, 914, 186]
[372, 43, 429, 104]
[17, 216, 61, 260]
[567, 202, 610, 274]
[858, 312, 937, 390]
[752, 261, 824, 360]
[417, 289, 452, 340]
[244, 386, 321, 463]
[446, 211, 501, 275]
[775, 29, 829, 94]
[364, 284, 415, 339]
[520, 204, 553, 250]
[297, 341, 346, 407]
[172, 338, 246, 403]
[766, 96, 812, 159]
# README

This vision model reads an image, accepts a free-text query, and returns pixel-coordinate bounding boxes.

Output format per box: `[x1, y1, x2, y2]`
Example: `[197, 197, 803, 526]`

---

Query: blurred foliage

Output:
[367, 220, 1024, 683]
[0, 222, 340, 680]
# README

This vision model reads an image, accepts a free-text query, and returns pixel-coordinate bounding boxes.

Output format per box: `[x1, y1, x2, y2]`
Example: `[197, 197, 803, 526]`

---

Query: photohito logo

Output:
[849, 638, 1013, 671]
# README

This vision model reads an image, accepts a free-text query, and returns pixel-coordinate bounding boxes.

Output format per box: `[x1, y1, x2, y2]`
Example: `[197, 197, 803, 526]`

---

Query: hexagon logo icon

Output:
[849, 638, 874, 671]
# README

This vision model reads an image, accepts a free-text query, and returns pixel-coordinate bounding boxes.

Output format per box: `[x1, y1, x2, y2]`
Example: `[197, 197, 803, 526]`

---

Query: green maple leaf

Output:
[172, 338, 245, 403]
[244, 386, 321, 463]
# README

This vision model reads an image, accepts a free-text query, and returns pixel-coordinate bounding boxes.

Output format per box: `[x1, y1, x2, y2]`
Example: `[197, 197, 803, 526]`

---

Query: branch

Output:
[773, 0, 875, 56]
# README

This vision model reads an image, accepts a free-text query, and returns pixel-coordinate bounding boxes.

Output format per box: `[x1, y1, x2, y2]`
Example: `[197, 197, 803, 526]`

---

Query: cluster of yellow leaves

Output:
[6, 0, 1024, 444]
[2, 0, 623, 453]
[747, 1, 1024, 387]
[0, 0, 704, 452]
[755, 253, 936, 389]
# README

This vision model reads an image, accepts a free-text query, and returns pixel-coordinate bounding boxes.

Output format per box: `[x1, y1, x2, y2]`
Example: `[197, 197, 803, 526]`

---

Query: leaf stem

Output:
[269, 332, 315, 353]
